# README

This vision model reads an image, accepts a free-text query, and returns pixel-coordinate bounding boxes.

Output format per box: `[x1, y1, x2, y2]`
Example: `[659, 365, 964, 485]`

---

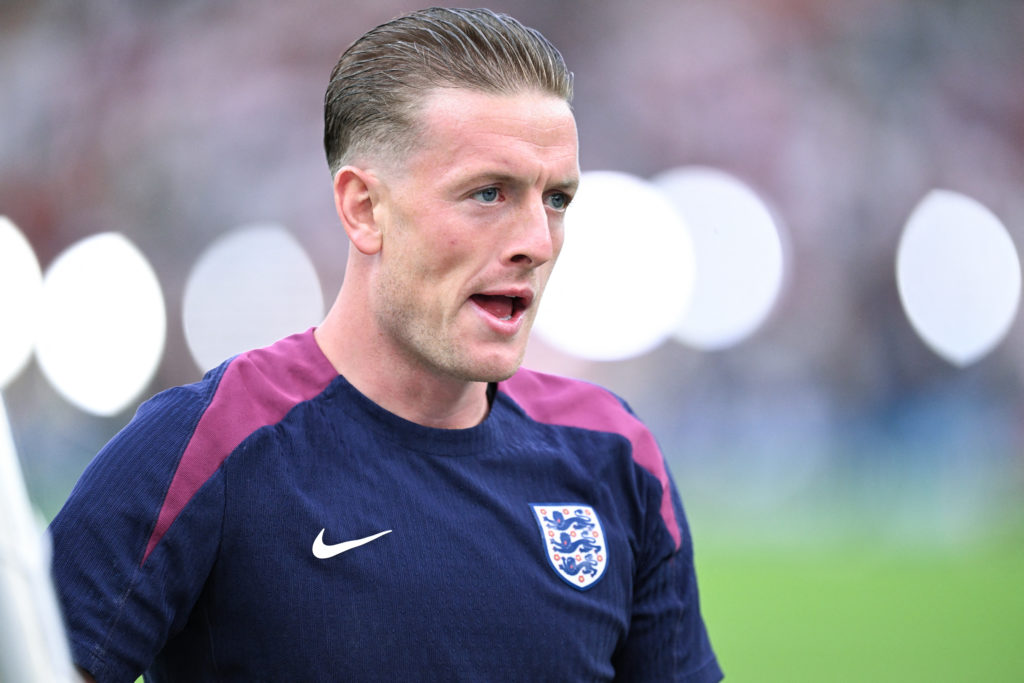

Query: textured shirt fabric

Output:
[50, 329, 722, 682]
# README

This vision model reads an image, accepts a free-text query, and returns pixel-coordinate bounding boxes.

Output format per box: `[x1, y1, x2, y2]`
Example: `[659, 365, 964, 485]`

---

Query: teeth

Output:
[500, 315, 512, 321]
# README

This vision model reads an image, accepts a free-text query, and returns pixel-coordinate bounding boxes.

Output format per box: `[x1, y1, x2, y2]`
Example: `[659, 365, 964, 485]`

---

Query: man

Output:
[50, 8, 723, 682]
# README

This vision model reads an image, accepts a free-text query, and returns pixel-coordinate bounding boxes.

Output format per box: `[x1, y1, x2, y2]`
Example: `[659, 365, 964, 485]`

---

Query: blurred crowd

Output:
[2, 0, 1023, 542]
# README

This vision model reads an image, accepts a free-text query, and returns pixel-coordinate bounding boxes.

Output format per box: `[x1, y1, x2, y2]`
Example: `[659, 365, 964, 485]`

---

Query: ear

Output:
[333, 166, 383, 255]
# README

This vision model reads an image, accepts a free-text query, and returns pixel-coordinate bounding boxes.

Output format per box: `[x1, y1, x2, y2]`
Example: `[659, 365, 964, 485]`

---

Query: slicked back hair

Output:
[323, 7, 574, 176]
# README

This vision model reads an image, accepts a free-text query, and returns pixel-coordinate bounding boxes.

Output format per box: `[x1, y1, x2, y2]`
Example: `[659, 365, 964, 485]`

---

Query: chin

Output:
[464, 364, 520, 384]
[455, 352, 525, 384]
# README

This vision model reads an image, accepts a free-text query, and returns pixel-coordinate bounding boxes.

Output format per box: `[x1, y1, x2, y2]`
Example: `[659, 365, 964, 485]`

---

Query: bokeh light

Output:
[0, 217, 42, 388]
[534, 171, 695, 361]
[897, 189, 1021, 366]
[34, 233, 166, 416]
[654, 167, 786, 350]
[182, 223, 324, 371]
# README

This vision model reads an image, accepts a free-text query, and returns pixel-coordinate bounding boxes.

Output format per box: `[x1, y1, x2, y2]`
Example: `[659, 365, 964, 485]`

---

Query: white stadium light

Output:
[897, 189, 1021, 367]
[182, 223, 325, 372]
[0, 217, 43, 388]
[534, 171, 695, 361]
[654, 167, 786, 351]
[35, 233, 167, 416]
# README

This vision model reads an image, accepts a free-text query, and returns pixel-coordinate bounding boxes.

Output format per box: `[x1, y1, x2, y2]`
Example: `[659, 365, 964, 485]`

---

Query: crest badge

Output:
[530, 503, 607, 590]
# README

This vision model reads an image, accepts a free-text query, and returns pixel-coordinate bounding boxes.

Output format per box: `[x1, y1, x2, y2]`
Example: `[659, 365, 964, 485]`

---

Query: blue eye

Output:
[473, 187, 500, 203]
[546, 192, 571, 210]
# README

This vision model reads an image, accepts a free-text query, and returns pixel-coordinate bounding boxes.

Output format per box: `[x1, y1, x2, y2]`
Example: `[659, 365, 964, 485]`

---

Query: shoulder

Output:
[498, 367, 645, 445]
[499, 367, 628, 419]
[129, 329, 337, 454]
[192, 329, 339, 448]
[141, 330, 338, 561]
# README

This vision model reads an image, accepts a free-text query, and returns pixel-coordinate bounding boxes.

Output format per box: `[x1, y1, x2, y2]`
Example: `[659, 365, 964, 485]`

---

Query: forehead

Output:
[403, 88, 580, 183]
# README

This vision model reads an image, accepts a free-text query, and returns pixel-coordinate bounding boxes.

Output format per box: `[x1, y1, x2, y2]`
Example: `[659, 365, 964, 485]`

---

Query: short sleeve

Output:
[49, 386, 225, 682]
[611, 465, 723, 682]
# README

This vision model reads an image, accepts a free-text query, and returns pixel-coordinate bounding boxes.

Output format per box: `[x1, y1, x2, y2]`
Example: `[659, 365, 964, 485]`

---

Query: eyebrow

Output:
[458, 171, 580, 194]
[553, 177, 580, 194]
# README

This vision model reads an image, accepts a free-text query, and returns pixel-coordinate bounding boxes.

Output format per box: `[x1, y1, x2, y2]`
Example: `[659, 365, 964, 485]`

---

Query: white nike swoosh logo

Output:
[312, 528, 392, 559]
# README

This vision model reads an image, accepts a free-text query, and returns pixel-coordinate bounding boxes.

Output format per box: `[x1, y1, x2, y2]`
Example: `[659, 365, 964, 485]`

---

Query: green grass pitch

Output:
[696, 539, 1024, 681]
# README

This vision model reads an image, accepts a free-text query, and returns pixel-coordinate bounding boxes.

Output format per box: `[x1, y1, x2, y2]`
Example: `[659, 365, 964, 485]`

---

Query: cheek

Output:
[423, 239, 471, 277]
[404, 240, 479, 297]
[535, 261, 559, 294]
[551, 232, 565, 261]
[434, 232, 491, 270]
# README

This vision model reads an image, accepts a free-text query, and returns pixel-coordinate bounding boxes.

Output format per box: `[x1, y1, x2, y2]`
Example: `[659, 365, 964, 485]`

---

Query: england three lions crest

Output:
[530, 503, 607, 590]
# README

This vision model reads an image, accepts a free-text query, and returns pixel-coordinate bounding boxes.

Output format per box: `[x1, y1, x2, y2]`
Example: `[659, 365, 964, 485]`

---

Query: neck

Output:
[314, 286, 490, 430]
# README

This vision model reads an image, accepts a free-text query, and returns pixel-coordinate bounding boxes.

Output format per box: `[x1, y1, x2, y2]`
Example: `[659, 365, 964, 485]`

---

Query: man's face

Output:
[368, 87, 579, 384]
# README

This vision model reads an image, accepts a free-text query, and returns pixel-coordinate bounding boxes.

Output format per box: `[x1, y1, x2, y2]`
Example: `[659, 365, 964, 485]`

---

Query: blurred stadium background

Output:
[2, 0, 1023, 679]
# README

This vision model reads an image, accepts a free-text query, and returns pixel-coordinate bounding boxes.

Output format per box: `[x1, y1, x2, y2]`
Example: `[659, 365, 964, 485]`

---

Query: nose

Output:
[507, 199, 557, 268]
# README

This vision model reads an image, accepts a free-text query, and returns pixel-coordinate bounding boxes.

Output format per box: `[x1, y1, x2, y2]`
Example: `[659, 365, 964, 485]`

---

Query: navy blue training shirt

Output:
[50, 329, 722, 682]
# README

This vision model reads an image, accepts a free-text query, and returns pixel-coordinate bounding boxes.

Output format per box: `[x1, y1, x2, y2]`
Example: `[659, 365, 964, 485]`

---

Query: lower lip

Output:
[469, 300, 528, 336]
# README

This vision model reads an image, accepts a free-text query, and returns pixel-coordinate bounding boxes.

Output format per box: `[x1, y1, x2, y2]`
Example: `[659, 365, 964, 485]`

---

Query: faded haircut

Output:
[323, 7, 573, 176]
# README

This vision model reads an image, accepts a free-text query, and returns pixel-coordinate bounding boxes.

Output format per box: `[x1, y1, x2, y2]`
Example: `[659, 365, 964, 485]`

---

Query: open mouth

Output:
[470, 293, 528, 322]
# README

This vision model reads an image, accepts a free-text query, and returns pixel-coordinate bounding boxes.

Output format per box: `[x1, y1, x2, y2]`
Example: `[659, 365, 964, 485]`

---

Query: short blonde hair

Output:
[323, 7, 573, 175]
